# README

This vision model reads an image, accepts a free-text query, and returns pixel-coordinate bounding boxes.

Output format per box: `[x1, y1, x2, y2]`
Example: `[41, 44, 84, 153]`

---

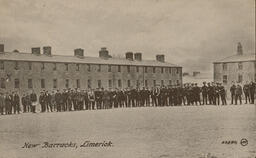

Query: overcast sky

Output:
[0, 0, 254, 73]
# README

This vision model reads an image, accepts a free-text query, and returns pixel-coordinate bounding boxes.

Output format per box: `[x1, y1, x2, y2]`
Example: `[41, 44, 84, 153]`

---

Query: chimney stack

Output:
[156, 54, 165, 62]
[0, 44, 4, 52]
[74, 48, 84, 57]
[99, 47, 110, 58]
[31, 47, 40, 55]
[43, 46, 52, 56]
[125, 52, 133, 60]
[134, 52, 142, 61]
[237, 42, 243, 55]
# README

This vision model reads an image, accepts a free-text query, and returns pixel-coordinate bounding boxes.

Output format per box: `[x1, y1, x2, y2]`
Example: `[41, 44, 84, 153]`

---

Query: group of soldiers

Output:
[0, 81, 255, 115]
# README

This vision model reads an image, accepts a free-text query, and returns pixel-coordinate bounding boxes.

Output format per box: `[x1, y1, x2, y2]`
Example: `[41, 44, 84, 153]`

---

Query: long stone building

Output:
[0, 44, 182, 95]
[213, 43, 256, 94]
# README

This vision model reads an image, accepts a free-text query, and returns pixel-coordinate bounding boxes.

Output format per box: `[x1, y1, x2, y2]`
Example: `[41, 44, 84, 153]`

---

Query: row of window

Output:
[222, 62, 243, 71]
[0, 61, 180, 74]
[0, 78, 180, 89]
[222, 74, 243, 84]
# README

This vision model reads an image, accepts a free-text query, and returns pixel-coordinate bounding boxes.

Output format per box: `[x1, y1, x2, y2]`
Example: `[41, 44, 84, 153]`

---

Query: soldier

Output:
[30, 90, 37, 113]
[249, 81, 255, 104]
[201, 82, 208, 105]
[25, 93, 31, 112]
[5, 93, 12, 115]
[193, 83, 201, 105]
[51, 91, 56, 111]
[45, 91, 52, 112]
[39, 91, 45, 112]
[13, 91, 20, 114]
[21, 93, 27, 113]
[207, 82, 213, 105]
[219, 83, 227, 105]
[235, 83, 242, 105]
[88, 89, 95, 110]
[243, 82, 250, 104]
[55, 90, 62, 112]
[0, 92, 4, 115]
[230, 82, 236, 105]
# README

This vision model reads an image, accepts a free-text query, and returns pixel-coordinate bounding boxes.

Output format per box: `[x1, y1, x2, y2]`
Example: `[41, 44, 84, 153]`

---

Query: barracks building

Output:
[0, 44, 182, 95]
[213, 42, 256, 95]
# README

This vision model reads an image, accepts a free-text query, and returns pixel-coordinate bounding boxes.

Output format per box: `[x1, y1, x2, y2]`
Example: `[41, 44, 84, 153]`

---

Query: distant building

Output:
[183, 71, 212, 86]
[193, 71, 200, 77]
[0, 44, 182, 95]
[213, 42, 255, 90]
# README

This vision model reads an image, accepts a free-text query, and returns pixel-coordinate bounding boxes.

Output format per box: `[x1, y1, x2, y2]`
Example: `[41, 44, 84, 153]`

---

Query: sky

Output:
[0, 0, 254, 73]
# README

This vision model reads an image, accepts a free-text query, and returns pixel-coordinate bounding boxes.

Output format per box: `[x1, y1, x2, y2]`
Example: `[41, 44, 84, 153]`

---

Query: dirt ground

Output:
[0, 104, 255, 158]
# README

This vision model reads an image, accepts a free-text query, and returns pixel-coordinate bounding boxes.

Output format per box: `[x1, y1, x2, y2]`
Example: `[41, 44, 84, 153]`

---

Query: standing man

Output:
[30, 90, 37, 113]
[0, 92, 4, 115]
[230, 82, 236, 105]
[249, 81, 255, 104]
[243, 82, 250, 104]
[235, 83, 242, 105]
[201, 82, 208, 105]
[13, 91, 20, 114]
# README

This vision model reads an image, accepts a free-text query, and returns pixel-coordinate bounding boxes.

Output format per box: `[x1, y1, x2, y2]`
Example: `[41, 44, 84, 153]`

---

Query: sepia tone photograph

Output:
[0, 0, 255, 158]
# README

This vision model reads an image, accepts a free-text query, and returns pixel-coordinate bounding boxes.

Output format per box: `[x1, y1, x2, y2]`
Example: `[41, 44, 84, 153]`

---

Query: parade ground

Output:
[0, 104, 255, 158]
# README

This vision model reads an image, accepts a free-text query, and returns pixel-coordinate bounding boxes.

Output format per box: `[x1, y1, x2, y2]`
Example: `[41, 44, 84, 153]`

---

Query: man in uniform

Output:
[201, 82, 208, 105]
[243, 82, 250, 104]
[235, 83, 242, 105]
[249, 81, 255, 104]
[230, 82, 236, 105]
[0, 92, 4, 115]
[13, 91, 20, 114]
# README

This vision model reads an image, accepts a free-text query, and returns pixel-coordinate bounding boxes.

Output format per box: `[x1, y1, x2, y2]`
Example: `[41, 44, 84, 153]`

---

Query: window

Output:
[28, 79, 33, 89]
[145, 80, 148, 87]
[41, 63, 45, 71]
[169, 67, 171, 73]
[108, 80, 112, 88]
[14, 62, 19, 70]
[87, 64, 91, 72]
[14, 79, 19, 88]
[118, 80, 122, 88]
[136, 66, 139, 72]
[153, 80, 156, 87]
[53, 63, 57, 71]
[98, 65, 101, 72]
[176, 68, 179, 74]
[88, 79, 91, 88]
[76, 64, 80, 71]
[76, 79, 80, 88]
[153, 67, 156, 73]
[161, 67, 164, 73]
[108, 65, 111, 72]
[238, 62, 243, 70]
[28, 62, 32, 70]
[118, 65, 121, 72]
[127, 65, 130, 73]
[176, 80, 179, 85]
[223, 75, 227, 84]
[222, 63, 227, 71]
[65, 79, 69, 88]
[238, 74, 243, 83]
[127, 80, 131, 87]
[65, 63, 68, 71]
[40, 79, 45, 88]
[53, 79, 57, 88]
[0, 61, 4, 70]
[161, 80, 164, 86]
[144, 67, 147, 73]
[169, 80, 172, 86]
[1, 78, 5, 88]
[98, 80, 101, 88]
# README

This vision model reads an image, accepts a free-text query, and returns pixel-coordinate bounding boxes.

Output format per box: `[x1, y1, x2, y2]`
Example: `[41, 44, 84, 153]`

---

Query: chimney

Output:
[134, 52, 142, 61]
[0, 44, 4, 52]
[99, 47, 110, 58]
[74, 48, 84, 57]
[237, 42, 243, 55]
[125, 52, 133, 60]
[156, 54, 165, 62]
[43, 46, 51, 56]
[31, 47, 40, 55]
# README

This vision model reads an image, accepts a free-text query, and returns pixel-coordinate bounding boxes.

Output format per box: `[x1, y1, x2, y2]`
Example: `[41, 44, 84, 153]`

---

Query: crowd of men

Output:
[0, 81, 255, 115]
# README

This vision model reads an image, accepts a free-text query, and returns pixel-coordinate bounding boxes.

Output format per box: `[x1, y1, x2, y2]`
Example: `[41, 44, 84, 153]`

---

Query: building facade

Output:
[0, 44, 182, 95]
[213, 43, 256, 95]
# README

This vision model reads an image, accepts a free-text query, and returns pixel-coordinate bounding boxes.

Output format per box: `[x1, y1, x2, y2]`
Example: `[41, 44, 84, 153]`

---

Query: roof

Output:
[214, 53, 255, 63]
[0, 52, 181, 67]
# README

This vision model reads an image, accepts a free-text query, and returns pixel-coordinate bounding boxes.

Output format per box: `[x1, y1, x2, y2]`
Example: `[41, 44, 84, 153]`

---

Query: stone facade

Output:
[0, 46, 182, 95]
